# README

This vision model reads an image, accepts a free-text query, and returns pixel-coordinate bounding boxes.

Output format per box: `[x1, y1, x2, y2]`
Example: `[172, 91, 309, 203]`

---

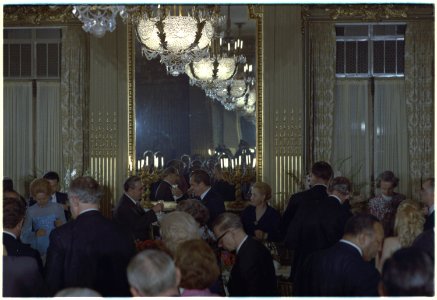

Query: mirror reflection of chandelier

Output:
[185, 38, 246, 91]
[72, 5, 224, 76]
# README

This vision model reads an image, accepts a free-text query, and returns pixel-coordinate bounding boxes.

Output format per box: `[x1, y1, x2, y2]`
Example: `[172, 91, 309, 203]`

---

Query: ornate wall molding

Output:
[249, 4, 263, 182]
[4, 5, 80, 26]
[302, 4, 433, 22]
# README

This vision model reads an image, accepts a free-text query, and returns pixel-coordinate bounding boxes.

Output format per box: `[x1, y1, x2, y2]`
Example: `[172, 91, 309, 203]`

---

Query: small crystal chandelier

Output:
[72, 5, 127, 38]
[135, 5, 224, 76]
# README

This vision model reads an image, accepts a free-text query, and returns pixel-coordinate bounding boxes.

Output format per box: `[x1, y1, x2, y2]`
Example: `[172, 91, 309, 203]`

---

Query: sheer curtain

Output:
[374, 79, 409, 197]
[332, 80, 370, 196]
[3, 82, 33, 195]
[36, 81, 62, 176]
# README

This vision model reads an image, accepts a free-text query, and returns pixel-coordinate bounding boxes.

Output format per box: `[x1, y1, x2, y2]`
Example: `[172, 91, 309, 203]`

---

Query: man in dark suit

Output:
[294, 213, 383, 296]
[189, 169, 225, 228]
[28, 171, 71, 220]
[113, 175, 163, 241]
[285, 176, 352, 282]
[3, 197, 43, 274]
[3, 255, 47, 297]
[412, 228, 434, 262]
[280, 161, 333, 238]
[155, 166, 185, 202]
[421, 178, 434, 230]
[212, 212, 278, 296]
[45, 176, 136, 296]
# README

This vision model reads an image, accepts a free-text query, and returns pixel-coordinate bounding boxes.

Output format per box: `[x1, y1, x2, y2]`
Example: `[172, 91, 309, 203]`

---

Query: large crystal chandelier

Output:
[72, 5, 127, 38]
[135, 5, 224, 76]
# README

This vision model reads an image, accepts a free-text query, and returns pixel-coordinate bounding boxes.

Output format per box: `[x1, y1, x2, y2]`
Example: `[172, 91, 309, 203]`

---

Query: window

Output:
[336, 24, 405, 77]
[4, 28, 62, 79]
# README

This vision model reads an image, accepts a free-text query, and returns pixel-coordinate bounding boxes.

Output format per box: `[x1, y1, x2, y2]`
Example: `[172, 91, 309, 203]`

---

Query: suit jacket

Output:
[29, 191, 71, 221]
[3, 256, 48, 297]
[294, 241, 380, 296]
[279, 184, 328, 239]
[424, 210, 435, 231]
[3, 232, 43, 274]
[155, 180, 175, 201]
[44, 210, 136, 296]
[202, 188, 225, 228]
[113, 194, 157, 240]
[227, 236, 278, 296]
[285, 195, 352, 280]
[412, 228, 435, 261]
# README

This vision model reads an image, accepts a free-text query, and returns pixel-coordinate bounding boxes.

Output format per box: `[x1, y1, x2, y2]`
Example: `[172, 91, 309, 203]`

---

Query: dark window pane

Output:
[373, 41, 384, 73]
[47, 43, 59, 77]
[344, 25, 368, 37]
[21, 44, 31, 77]
[36, 43, 47, 77]
[4, 44, 9, 77]
[36, 28, 61, 39]
[5, 28, 32, 39]
[336, 41, 345, 73]
[335, 26, 345, 36]
[345, 41, 357, 73]
[374, 25, 396, 36]
[397, 40, 405, 74]
[9, 44, 20, 77]
[357, 41, 368, 73]
[385, 41, 396, 73]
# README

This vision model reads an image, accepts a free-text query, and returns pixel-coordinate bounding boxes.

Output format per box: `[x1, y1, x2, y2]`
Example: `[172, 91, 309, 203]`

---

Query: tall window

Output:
[3, 28, 63, 196]
[332, 23, 409, 198]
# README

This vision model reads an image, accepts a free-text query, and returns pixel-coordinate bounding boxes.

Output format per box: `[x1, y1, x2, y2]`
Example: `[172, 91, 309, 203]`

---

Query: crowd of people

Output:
[2, 160, 434, 297]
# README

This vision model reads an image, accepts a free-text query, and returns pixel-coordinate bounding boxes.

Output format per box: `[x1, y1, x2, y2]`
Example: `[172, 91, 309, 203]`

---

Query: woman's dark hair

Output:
[376, 170, 399, 188]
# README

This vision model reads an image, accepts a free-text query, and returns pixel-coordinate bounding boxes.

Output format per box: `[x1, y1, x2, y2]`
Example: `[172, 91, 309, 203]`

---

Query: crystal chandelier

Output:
[184, 38, 246, 91]
[72, 5, 127, 38]
[135, 5, 224, 76]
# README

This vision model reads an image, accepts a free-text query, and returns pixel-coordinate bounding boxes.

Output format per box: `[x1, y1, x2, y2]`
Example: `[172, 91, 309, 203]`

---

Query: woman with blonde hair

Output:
[377, 199, 425, 272]
[240, 181, 281, 242]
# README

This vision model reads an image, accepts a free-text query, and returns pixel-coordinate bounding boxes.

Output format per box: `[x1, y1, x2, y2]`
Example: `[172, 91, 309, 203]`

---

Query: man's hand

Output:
[152, 202, 164, 213]
[254, 229, 267, 240]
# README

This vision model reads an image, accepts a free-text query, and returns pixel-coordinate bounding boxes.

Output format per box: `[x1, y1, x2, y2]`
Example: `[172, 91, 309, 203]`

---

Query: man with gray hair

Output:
[212, 212, 278, 296]
[286, 176, 353, 283]
[127, 249, 181, 297]
[45, 176, 136, 296]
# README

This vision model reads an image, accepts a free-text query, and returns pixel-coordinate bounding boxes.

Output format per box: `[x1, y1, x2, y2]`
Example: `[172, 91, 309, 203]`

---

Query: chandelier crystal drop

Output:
[72, 5, 127, 38]
[135, 5, 224, 76]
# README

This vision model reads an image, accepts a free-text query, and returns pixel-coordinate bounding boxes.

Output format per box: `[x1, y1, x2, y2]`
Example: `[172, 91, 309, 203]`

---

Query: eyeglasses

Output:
[216, 230, 231, 244]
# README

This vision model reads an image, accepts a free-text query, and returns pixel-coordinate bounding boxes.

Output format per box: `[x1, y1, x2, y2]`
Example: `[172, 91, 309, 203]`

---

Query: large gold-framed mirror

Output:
[127, 5, 263, 183]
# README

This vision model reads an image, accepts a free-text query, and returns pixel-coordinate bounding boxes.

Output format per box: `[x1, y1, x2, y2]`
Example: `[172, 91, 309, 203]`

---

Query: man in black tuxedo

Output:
[212, 212, 278, 296]
[3, 197, 43, 274]
[285, 176, 352, 282]
[28, 171, 71, 220]
[45, 176, 136, 296]
[280, 161, 333, 238]
[113, 175, 163, 241]
[421, 178, 434, 230]
[294, 213, 383, 296]
[189, 169, 225, 228]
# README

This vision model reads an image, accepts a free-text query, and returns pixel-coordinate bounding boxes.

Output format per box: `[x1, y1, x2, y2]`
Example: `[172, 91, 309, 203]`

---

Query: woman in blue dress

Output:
[240, 181, 281, 242]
